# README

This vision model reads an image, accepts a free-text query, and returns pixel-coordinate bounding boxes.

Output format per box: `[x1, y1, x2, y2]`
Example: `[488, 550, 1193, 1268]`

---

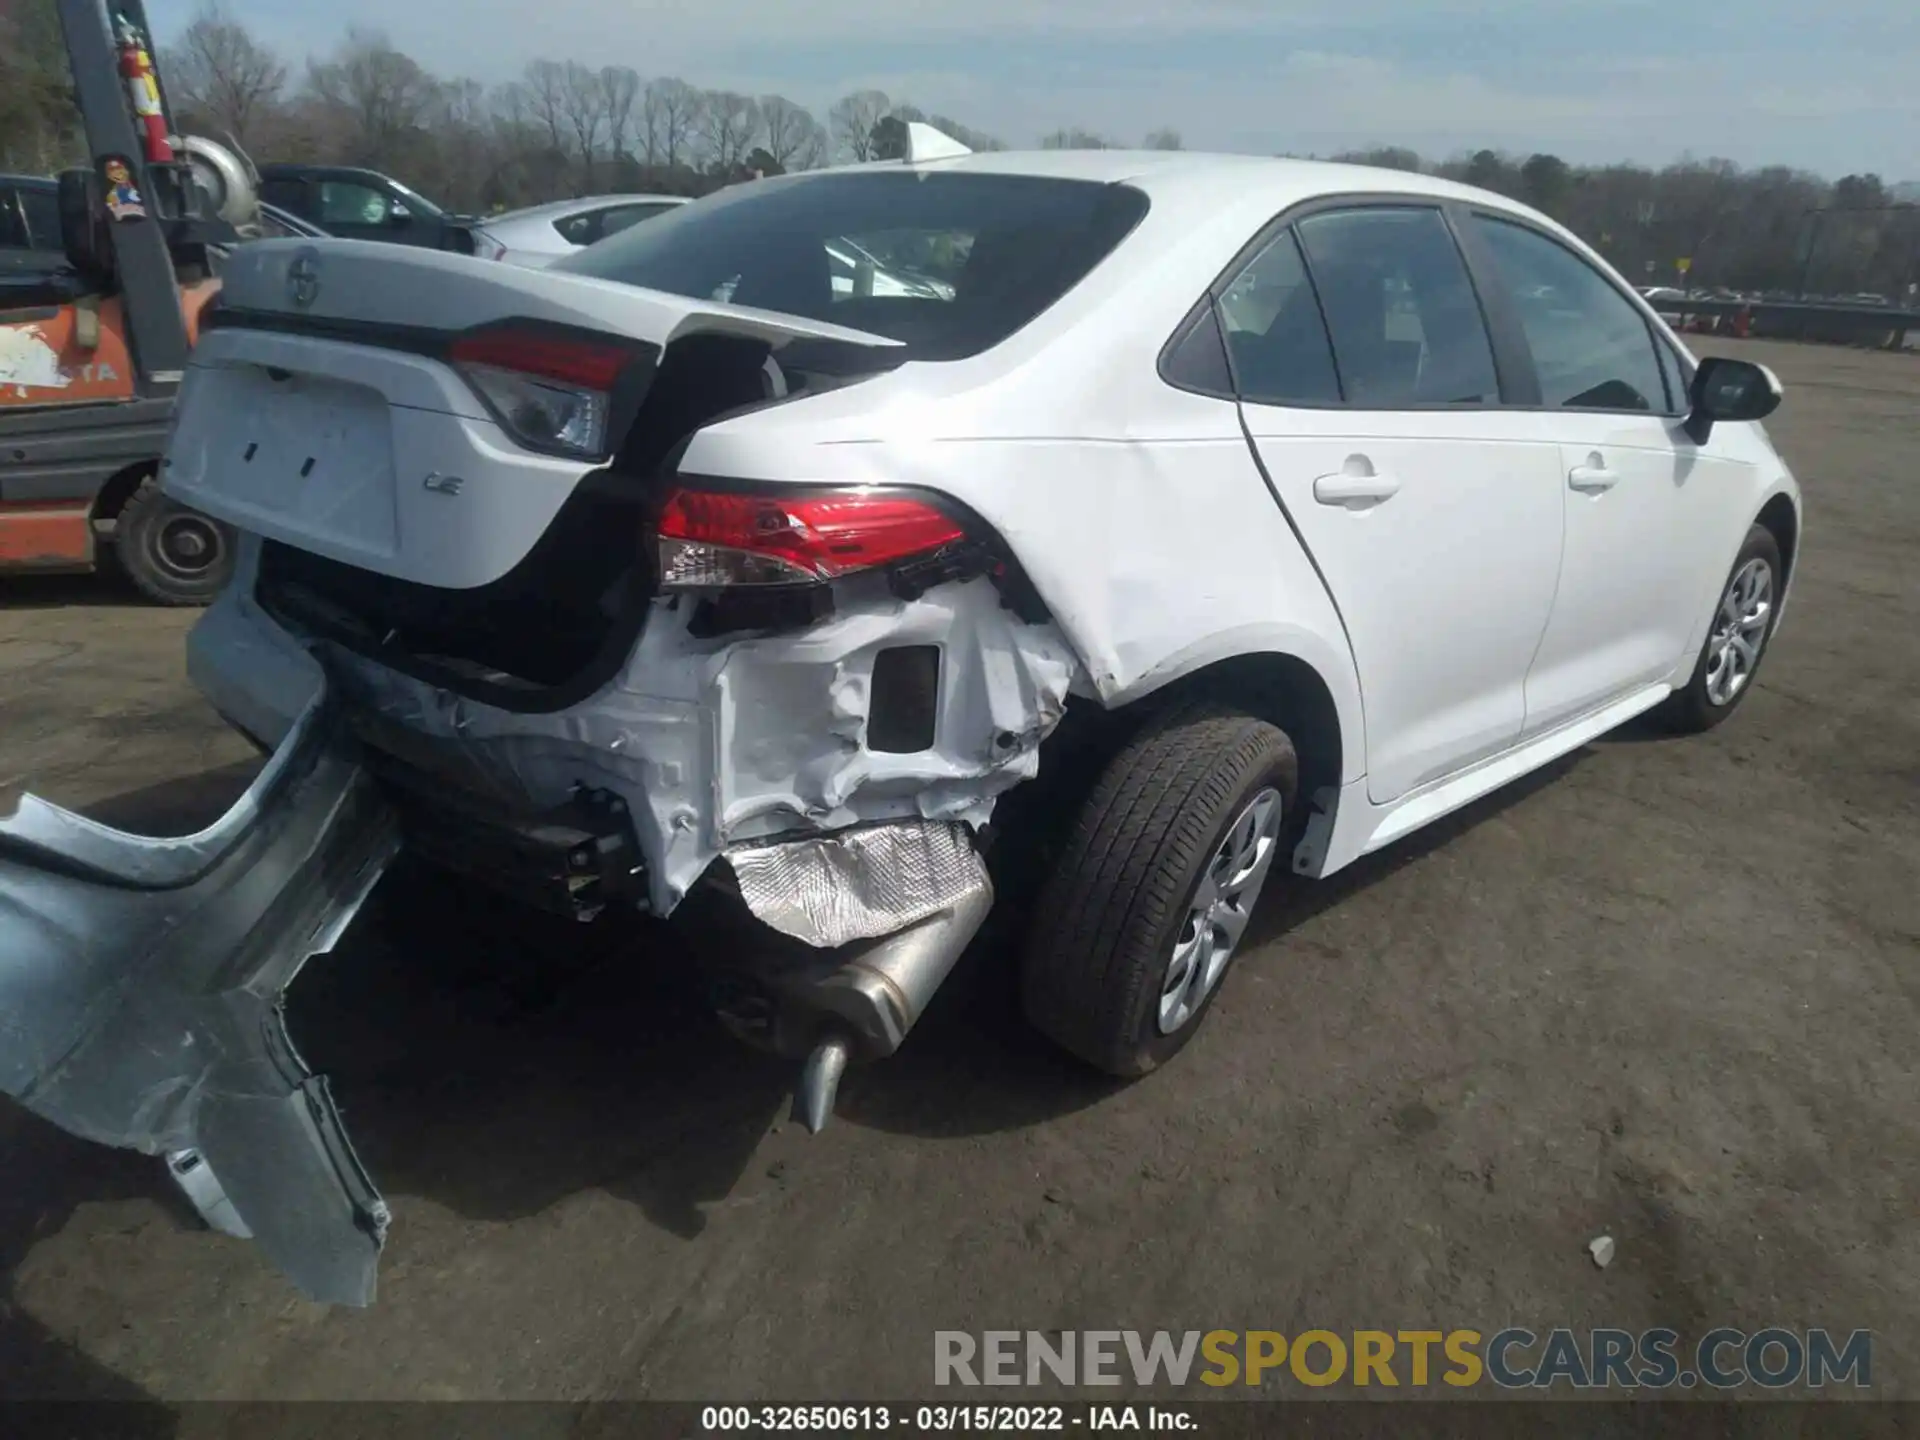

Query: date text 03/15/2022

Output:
[701, 1406, 1193, 1431]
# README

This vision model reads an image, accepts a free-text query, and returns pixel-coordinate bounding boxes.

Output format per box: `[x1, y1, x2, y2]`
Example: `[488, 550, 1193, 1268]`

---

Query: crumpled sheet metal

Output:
[280, 569, 1079, 917]
[725, 818, 991, 949]
[0, 698, 400, 1306]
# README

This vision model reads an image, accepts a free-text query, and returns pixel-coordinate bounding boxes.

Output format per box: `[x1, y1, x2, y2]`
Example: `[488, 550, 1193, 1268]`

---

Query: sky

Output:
[150, 0, 1920, 181]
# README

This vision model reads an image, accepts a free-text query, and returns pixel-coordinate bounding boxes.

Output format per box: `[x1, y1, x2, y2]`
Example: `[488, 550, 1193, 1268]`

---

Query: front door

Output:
[1224, 205, 1565, 805]
[313, 176, 431, 247]
[1461, 213, 1734, 735]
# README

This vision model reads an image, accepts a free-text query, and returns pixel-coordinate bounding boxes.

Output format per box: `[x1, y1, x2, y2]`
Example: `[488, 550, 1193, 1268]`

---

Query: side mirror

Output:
[1683, 356, 1782, 444]
[55, 167, 114, 286]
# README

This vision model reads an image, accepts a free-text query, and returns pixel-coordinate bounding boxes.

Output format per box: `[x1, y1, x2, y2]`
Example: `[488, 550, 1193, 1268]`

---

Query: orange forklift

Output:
[0, 0, 262, 603]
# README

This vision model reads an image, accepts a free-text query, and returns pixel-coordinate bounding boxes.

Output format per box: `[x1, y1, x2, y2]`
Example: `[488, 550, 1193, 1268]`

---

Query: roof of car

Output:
[259, 163, 392, 181]
[487, 194, 690, 224]
[807, 148, 1544, 223]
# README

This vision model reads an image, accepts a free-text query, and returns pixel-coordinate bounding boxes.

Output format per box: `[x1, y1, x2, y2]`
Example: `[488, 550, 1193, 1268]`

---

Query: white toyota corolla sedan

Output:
[0, 130, 1799, 1304]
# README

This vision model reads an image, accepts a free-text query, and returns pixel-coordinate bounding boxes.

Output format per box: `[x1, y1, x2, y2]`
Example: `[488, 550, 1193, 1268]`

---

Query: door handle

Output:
[1313, 461, 1401, 508]
[1568, 458, 1618, 493]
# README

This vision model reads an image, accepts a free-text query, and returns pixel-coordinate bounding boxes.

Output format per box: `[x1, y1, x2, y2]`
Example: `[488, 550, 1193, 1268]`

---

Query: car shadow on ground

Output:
[0, 573, 144, 611]
[7, 740, 1589, 1309]
[0, 1106, 183, 1418]
[1588, 709, 1686, 746]
[288, 747, 1593, 1238]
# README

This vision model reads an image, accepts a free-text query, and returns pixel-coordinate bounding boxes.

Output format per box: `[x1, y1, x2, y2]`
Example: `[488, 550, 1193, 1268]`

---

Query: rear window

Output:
[553, 171, 1150, 361]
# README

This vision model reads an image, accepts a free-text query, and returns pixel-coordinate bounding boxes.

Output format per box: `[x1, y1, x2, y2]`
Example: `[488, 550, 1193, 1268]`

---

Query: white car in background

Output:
[0, 130, 1801, 1308]
[472, 193, 954, 301]
[469, 193, 688, 266]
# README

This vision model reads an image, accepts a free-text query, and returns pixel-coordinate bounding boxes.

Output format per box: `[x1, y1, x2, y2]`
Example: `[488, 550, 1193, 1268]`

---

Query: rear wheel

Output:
[1021, 703, 1298, 1077]
[113, 477, 236, 606]
[1658, 524, 1782, 733]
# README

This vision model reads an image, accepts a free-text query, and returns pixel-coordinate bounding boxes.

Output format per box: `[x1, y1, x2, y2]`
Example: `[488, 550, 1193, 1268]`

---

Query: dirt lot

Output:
[2, 337, 1916, 1404]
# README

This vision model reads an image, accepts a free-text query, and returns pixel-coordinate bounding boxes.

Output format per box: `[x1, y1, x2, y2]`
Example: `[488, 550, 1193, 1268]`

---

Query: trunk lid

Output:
[162, 240, 899, 592]
[210, 238, 901, 360]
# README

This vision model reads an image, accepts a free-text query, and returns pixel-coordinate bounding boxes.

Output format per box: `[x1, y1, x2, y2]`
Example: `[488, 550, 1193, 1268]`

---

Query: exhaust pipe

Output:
[785, 881, 995, 1132]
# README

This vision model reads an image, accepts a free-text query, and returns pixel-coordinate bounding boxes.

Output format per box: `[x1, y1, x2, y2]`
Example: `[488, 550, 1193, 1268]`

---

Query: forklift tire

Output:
[112, 478, 237, 606]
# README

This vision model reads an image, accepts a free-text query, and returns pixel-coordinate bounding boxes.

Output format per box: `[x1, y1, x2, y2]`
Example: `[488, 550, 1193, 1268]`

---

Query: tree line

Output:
[4, 0, 1914, 299]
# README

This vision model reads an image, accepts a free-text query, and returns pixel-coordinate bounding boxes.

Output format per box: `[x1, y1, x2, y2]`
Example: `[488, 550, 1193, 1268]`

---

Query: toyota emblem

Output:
[287, 249, 321, 309]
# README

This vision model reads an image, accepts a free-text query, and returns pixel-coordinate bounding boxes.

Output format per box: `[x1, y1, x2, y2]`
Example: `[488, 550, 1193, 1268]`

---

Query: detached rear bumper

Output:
[0, 700, 399, 1306]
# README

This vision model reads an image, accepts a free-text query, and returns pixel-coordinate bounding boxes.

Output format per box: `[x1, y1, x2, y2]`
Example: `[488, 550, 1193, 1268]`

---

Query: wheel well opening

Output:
[89, 461, 157, 527]
[985, 651, 1345, 917]
[1153, 653, 1345, 811]
[1756, 494, 1798, 589]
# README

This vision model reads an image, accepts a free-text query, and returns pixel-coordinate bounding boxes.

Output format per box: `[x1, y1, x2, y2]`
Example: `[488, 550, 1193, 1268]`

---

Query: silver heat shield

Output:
[725, 818, 991, 948]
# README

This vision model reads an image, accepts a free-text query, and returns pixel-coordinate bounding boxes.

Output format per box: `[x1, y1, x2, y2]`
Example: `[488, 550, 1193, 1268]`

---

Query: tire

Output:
[112, 477, 237, 606]
[1021, 702, 1298, 1077]
[1658, 523, 1784, 734]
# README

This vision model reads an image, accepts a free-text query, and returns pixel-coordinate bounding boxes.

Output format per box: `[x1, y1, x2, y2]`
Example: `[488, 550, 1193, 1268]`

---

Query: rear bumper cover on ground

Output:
[0, 699, 399, 1305]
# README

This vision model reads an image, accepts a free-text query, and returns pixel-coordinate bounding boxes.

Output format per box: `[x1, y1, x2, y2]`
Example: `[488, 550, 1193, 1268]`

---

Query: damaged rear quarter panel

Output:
[309, 563, 1078, 915]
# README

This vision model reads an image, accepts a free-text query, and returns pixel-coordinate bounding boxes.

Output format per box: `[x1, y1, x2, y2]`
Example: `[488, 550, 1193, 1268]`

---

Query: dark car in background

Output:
[0, 174, 63, 274]
[257, 164, 478, 252]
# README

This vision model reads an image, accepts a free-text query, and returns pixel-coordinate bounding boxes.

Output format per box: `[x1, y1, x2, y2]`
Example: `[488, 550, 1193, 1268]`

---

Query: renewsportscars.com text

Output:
[933, 1328, 1872, 1391]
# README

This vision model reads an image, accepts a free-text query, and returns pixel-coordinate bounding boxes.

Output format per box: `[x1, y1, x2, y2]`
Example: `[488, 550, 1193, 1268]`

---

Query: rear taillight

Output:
[654, 487, 966, 589]
[449, 326, 637, 458]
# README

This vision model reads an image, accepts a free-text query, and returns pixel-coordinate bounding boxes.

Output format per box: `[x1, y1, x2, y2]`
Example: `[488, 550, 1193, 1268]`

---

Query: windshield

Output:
[554, 170, 1149, 361]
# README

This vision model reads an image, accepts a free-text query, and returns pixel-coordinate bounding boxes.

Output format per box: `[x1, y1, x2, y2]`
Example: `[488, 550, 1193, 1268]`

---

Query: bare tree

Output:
[1143, 127, 1183, 151]
[0, 0, 82, 172]
[760, 94, 825, 170]
[929, 114, 1004, 152]
[520, 60, 569, 158]
[161, 1, 287, 150]
[430, 77, 495, 208]
[600, 65, 641, 162]
[643, 77, 705, 168]
[1040, 127, 1112, 150]
[304, 28, 440, 169]
[701, 91, 762, 173]
[829, 89, 890, 162]
[560, 61, 604, 188]
[80, 7, 1914, 298]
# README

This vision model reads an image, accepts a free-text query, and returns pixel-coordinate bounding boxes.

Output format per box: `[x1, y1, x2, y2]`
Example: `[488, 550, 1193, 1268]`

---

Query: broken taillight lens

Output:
[654, 487, 967, 589]
[449, 327, 636, 459]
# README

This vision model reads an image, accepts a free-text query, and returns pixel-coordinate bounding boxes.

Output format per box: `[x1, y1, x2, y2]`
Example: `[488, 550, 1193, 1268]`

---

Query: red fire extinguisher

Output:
[115, 14, 173, 166]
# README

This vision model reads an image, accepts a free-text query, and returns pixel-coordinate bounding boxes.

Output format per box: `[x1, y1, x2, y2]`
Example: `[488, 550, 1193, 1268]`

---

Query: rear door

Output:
[1461, 212, 1731, 735]
[1227, 203, 1565, 805]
